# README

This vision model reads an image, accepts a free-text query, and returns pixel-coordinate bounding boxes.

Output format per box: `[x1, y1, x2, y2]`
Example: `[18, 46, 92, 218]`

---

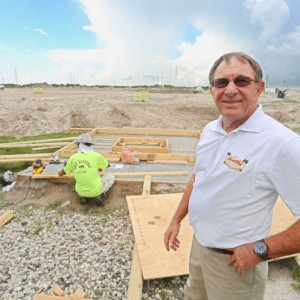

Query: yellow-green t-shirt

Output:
[64, 151, 108, 198]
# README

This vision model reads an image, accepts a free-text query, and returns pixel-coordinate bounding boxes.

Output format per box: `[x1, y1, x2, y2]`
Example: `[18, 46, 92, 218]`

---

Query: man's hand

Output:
[58, 169, 66, 176]
[164, 222, 181, 251]
[228, 242, 262, 276]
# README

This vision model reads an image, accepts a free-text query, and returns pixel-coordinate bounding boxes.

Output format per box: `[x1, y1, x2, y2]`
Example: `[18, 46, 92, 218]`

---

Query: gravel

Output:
[0, 206, 185, 300]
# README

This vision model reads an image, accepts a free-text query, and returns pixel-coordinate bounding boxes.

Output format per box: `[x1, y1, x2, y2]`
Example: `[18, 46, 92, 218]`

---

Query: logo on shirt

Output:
[223, 152, 248, 172]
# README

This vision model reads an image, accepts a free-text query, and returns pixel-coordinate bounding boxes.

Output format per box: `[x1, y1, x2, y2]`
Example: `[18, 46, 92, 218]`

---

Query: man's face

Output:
[209, 57, 265, 128]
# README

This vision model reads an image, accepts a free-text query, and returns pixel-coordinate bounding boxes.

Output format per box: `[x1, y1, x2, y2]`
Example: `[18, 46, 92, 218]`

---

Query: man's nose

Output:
[225, 80, 238, 94]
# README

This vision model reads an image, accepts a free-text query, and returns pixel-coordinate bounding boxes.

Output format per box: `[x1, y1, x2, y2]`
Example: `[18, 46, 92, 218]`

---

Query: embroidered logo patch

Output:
[223, 152, 248, 172]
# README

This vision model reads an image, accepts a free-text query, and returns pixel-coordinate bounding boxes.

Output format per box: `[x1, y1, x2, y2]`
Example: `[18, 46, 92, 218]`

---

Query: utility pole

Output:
[14, 67, 18, 85]
[174, 65, 178, 86]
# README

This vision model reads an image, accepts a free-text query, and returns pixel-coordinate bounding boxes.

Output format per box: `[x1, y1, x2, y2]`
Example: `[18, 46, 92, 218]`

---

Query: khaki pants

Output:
[184, 236, 268, 300]
[101, 174, 115, 194]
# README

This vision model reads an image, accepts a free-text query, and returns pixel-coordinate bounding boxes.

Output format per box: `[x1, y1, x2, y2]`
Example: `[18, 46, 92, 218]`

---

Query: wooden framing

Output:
[31, 171, 188, 181]
[112, 137, 169, 154]
[57, 127, 198, 165]
[69, 127, 200, 137]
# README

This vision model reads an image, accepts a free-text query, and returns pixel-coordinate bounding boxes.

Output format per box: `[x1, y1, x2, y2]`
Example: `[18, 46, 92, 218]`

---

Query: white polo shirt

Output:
[189, 105, 300, 248]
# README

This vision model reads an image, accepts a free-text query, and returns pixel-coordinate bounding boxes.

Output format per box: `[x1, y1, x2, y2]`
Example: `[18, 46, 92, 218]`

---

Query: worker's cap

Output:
[76, 133, 95, 145]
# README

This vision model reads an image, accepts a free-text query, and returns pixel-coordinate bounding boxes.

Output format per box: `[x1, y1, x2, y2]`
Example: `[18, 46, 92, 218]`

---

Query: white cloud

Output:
[244, 0, 289, 42]
[37, 0, 300, 87]
[34, 28, 48, 35]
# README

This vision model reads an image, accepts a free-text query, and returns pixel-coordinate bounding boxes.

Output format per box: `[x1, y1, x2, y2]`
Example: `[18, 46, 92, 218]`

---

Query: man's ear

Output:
[256, 80, 265, 97]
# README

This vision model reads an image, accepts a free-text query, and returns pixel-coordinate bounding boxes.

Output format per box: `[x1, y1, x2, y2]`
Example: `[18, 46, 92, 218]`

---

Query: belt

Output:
[208, 247, 234, 255]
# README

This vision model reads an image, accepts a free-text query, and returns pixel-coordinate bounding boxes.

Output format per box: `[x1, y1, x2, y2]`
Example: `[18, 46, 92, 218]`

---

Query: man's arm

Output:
[229, 219, 300, 276]
[164, 173, 195, 251]
[266, 219, 300, 258]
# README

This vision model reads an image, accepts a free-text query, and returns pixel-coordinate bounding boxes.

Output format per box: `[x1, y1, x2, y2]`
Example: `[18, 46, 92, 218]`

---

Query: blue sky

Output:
[0, 0, 300, 87]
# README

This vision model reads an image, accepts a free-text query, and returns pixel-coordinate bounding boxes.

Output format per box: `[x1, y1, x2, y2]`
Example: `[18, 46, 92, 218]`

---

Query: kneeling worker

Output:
[58, 133, 114, 205]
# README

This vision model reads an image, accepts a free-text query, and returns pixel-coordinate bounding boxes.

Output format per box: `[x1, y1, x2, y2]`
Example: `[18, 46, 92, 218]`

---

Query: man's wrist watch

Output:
[253, 239, 270, 260]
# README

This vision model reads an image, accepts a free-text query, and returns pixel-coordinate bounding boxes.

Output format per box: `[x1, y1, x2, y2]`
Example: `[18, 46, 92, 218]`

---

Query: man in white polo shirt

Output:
[164, 52, 300, 300]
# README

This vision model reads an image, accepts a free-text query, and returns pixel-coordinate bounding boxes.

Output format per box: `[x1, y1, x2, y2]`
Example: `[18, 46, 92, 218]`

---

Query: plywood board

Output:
[269, 197, 300, 236]
[127, 194, 300, 280]
[126, 193, 193, 280]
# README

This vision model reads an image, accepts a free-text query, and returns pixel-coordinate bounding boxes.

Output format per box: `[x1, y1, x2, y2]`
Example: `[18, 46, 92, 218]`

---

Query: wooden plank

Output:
[58, 149, 195, 163]
[0, 210, 14, 227]
[147, 160, 194, 165]
[1, 137, 77, 145]
[126, 193, 193, 279]
[0, 153, 52, 159]
[127, 175, 151, 300]
[70, 127, 200, 137]
[0, 142, 69, 149]
[127, 244, 143, 300]
[142, 175, 152, 196]
[51, 284, 64, 296]
[32, 171, 188, 180]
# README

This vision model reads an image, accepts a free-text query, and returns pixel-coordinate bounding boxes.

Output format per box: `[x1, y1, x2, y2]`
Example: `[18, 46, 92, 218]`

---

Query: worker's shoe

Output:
[79, 197, 88, 205]
[95, 195, 104, 206]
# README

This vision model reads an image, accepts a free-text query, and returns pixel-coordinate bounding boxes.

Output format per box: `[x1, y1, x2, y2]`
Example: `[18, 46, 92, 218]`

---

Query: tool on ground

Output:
[32, 159, 45, 174]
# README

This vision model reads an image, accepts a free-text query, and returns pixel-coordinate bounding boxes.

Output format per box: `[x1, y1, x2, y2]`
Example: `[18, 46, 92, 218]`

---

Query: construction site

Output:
[1, 87, 300, 299]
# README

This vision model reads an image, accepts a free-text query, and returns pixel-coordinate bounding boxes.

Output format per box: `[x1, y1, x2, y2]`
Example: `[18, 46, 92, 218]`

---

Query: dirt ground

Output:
[1, 87, 300, 299]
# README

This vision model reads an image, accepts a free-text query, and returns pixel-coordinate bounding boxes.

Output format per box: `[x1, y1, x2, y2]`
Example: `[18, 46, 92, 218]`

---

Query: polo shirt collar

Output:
[213, 104, 265, 134]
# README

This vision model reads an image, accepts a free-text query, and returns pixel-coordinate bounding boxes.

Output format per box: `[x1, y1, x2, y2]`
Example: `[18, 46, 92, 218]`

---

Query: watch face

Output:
[254, 241, 267, 255]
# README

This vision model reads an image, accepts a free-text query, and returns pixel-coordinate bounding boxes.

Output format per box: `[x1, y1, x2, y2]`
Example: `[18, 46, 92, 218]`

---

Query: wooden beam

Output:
[0, 210, 14, 227]
[1, 137, 77, 145]
[142, 175, 152, 196]
[0, 153, 52, 163]
[69, 127, 200, 137]
[147, 160, 194, 165]
[127, 175, 151, 300]
[0, 142, 69, 149]
[127, 244, 143, 300]
[32, 171, 188, 180]
[58, 150, 195, 163]
[0, 153, 52, 159]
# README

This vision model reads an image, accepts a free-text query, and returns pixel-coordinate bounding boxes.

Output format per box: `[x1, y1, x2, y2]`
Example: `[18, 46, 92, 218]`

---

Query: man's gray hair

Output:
[209, 52, 263, 85]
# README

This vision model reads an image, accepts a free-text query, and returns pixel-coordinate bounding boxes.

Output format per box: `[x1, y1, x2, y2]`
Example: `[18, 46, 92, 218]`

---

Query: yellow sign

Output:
[132, 90, 149, 102]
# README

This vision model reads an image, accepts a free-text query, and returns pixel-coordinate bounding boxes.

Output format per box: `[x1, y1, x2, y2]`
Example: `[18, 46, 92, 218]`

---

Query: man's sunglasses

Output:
[211, 76, 258, 89]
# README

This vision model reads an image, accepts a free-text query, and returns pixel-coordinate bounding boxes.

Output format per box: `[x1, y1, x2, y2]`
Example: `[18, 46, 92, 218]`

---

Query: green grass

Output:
[291, 266, 300, 292]
[0, 132, 78, 172]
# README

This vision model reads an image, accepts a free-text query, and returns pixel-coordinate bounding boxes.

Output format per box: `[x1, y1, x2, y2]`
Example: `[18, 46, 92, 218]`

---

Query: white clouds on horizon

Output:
[3, 0, 299, 87]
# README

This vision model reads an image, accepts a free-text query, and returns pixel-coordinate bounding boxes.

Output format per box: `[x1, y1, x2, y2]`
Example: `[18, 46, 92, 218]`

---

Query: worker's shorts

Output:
[184, 235, 268, 300]
[101, 174, 115, 194]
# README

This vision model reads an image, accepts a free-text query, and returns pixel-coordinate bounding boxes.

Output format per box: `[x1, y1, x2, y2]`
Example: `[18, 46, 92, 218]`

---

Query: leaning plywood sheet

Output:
[127, 194, 300, 280]
[269, 197, 300, 236]
[126, 193, 193, 280]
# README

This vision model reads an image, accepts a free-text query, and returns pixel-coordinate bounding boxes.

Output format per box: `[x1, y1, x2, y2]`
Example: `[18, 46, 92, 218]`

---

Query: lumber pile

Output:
[33, 286, 91, 300]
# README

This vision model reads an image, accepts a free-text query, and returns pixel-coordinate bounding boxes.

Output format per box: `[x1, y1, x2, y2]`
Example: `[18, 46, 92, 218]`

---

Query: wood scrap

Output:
[0, 210, 14, 227]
